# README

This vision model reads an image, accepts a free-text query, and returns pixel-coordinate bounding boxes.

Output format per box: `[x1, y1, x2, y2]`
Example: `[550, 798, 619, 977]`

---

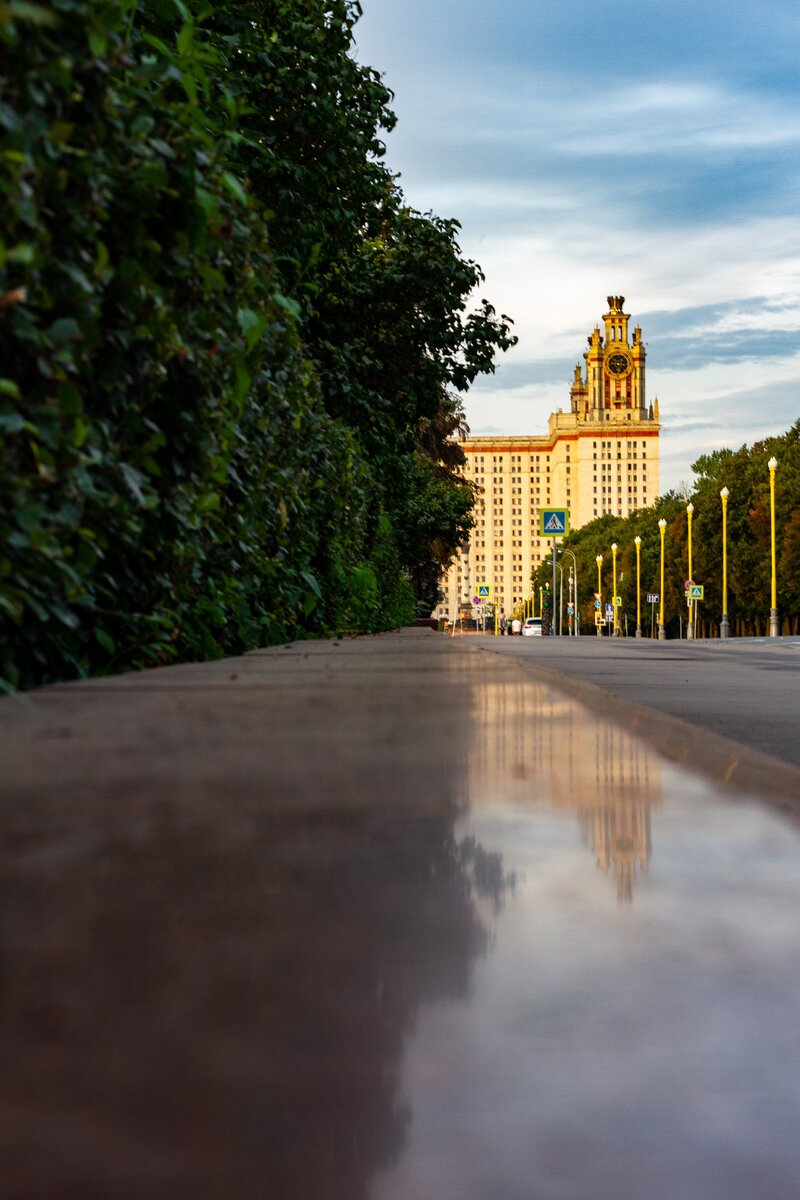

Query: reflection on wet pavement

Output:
[373, 673, 800, 1200]
[3, 634, 800, 1198]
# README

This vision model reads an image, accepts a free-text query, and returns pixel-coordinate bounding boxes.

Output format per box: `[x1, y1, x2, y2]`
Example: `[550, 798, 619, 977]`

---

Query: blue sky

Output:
[353, 0, 800, 491]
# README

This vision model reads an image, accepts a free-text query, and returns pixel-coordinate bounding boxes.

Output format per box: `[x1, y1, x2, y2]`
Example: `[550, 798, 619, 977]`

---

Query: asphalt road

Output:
[3, 629, 800, 1197]
[476, 632, 800, 770]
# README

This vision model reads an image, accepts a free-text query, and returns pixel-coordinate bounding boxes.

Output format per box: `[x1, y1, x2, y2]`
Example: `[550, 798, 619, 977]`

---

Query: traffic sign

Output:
[594, 600, 601, 609]
[567, 604, 574, 615]
[605, 604, 613, 617]
[646, 593, 659, 603]
[477, 584, 491, 598]
[540, 508, 569, 537]
[614, 596, 622, 607]
[594, 592, 601, 601]
[472, 596, 482, 606]
[684, 579, 694, 592]
[690, 584, 704, 600]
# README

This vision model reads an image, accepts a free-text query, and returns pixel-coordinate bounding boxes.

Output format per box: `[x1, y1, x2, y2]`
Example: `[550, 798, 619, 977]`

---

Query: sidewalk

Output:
[3, 629, 800, 1198]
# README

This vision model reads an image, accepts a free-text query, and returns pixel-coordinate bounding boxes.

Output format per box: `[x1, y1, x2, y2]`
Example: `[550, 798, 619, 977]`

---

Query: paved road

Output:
[3, 629, 800, 1198]
[475, 633, 800, 770]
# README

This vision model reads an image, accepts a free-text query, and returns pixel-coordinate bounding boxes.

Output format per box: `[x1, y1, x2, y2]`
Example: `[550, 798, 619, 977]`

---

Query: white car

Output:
[522, 617, 543, 637]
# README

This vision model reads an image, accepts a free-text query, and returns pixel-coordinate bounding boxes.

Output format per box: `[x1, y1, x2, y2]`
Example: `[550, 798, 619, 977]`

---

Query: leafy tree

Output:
[1, 0, 515, 688]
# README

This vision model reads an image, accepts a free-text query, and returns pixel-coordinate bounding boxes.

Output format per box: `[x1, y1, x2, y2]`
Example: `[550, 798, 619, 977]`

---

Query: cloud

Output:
[353, 0, 800, 495]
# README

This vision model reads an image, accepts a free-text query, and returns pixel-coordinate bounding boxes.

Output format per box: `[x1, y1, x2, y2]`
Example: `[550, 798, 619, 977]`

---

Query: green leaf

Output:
[95, 628, 115, 654]
[6, 243, 35, 264]
[237, 307, 267, 352]
[0, 379, 21, 400]
[47, 317, 81, 345]
[176, 18, 194, 56]
[221, 171, 248, 207]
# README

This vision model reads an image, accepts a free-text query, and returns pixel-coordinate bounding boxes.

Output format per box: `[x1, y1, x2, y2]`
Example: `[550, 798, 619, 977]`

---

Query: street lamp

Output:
[596, 554, 603, 636]
[634, 536, 642, 638]
[658, 519, 667, 640]
[720, 487, 730, 639]
[768, 457, 779, 637]
[556, 546, 579, 636]
[686, 503, 694, 639]
[611, 542, 620, 636]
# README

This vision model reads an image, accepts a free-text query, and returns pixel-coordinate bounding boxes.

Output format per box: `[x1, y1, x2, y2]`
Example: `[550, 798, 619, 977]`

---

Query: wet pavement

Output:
[474, 630, 800, 769]
[3, 629, 800, 1198]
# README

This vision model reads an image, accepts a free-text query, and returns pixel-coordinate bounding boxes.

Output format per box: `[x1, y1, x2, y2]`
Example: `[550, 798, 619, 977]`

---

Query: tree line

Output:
[533, 420, 800, 637]
[0, 0, 516, 689]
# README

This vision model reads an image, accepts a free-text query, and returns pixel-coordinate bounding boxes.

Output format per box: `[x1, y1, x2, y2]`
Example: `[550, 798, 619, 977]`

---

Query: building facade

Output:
[442, 297, 661, 618]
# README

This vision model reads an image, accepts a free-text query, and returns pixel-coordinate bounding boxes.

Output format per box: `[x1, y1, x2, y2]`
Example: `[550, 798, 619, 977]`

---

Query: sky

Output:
[352, 0, 800, 493]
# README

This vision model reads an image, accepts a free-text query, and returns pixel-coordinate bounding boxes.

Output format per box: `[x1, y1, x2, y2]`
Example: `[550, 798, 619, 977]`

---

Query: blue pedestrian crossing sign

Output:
[540, 508, 569, 537]
[477, 584, 491, 598]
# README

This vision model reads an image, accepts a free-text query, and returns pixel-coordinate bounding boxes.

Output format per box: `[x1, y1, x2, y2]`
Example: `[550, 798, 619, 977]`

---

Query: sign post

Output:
[540, 509, 569, 637]
[646, 593, 659, 638]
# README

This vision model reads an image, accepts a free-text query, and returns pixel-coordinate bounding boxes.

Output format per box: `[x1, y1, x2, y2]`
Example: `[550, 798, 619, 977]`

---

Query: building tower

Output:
[440, 297, 661, 621]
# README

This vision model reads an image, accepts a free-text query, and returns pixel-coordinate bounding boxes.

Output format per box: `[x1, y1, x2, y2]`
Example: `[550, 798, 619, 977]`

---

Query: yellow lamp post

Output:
[634, 536, 642, 638]
[596, 554, 603, 636]
[539, 586, 543, 619]
[720, 487, 730, 639]
[768, 456, 779, 636]
[611, 542, 619, 636]
[686, 502, 694, 639]
[658, 518, 667, 640]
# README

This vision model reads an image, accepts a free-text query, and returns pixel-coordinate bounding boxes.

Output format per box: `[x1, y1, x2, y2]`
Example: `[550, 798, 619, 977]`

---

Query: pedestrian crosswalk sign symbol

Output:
[540, 508, 569, 537]
[477, 584, 491, 598]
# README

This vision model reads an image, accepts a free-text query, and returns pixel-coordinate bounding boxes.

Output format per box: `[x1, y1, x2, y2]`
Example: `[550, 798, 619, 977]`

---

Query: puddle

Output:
[371, 676, 800, 1200]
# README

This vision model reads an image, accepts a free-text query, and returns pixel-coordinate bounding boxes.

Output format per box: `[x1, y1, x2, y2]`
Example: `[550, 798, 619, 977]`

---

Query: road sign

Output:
[540, 507, 569, 537]
[646, 593, 659, 604]
[595, 612, 604, 626]
[690, 584, 704, 600]
[567, 604, 574, 615]
[477, 584, 491, 598]
[605, 611, 613, 623]
[684, 579, 694, 592]
[605, 604, 613, 617]
[614, 596, 622, 607]
[594, 600, 601, 609]
[594, 592, 601, 601]
[472, 597, 482, 606]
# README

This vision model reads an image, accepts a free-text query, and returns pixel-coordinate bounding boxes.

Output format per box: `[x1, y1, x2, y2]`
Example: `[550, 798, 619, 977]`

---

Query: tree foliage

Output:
[533, 421, 800, 637]
[0, 0, 515, 688]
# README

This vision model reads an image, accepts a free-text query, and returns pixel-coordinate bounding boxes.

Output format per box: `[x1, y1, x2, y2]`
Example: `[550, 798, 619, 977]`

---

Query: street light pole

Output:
[720, 487, 730, 639]
[596, 555, 603, 636]
[686, 503, 694, 639]
[634, 536, 642, 637]
[768, 457, 779, 637]
[611, 542, 620, 636]
[658, 518, 667, 640]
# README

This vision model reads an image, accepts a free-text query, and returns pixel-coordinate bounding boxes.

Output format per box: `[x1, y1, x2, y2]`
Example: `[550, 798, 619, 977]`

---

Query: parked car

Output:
[522, 617, 543, 637]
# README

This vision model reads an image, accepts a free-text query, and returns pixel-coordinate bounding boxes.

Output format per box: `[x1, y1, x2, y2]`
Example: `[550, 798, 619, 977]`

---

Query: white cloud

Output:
[354, 1, 800, 493]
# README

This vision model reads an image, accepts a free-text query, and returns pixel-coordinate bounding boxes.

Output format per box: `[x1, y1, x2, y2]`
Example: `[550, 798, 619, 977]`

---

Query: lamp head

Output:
[658, 518, 667, 529]
[720, 487, 729, 499]
[768, 456, 778, 471]
[596, 555, 603, 565]
[634, 536, 641, 545]
[611, 543, 618, 552]
[687, 503, 694, 515]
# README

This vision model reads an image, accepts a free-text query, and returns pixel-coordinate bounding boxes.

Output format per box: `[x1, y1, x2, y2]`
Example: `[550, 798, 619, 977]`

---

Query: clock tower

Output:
[571, 295, 649, 421]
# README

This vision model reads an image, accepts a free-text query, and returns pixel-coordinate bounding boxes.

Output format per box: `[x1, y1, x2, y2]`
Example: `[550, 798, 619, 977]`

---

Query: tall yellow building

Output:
[442, 296, 661, 617]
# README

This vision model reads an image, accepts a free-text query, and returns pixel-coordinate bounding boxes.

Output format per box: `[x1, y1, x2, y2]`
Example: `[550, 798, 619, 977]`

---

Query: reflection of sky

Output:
[354, 0, 800, 492]
[371, 679, 800, 1199]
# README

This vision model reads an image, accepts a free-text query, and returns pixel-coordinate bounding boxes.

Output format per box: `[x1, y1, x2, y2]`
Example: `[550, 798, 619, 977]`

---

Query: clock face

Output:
[606, 352, 631, 376]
